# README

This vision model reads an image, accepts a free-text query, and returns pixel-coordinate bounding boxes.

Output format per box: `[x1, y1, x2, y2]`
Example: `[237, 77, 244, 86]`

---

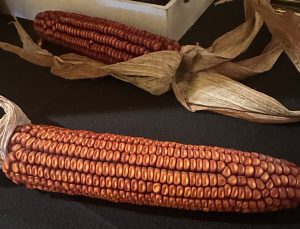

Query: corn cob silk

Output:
[34, 11, 181, 64]
[3, 124, 300, 213]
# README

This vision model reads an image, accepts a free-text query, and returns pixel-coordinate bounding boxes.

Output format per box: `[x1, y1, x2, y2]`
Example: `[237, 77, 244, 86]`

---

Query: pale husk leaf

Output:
[172, 0, 300, 123]
[182, 72, 300, 123]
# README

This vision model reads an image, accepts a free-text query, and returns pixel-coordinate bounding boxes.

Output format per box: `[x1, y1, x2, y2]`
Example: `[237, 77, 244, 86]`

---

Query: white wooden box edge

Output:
[0, 0, 214, 40]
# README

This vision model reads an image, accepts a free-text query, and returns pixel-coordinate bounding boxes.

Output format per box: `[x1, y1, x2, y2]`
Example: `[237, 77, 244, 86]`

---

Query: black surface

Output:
[131, 0, 170, 6]
[1, 1, 300, 229]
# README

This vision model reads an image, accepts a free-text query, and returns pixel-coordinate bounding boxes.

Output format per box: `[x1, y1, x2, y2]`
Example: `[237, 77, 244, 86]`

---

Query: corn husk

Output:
[0, 0, 299, 123]
[272, 0, 300, 15]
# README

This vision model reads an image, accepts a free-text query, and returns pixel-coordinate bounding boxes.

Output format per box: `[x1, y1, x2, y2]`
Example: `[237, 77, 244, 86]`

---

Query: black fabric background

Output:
[1, 2, 300, 229]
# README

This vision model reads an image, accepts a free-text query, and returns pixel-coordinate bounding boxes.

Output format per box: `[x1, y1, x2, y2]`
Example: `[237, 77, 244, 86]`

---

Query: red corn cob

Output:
[3, 124, 300, 213]
[34, 11, 181, 64]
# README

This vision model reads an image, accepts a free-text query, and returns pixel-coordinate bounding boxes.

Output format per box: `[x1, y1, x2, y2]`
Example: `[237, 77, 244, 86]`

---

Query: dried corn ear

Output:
[34, 11, 181, 64]
[3, 124, 300, 213]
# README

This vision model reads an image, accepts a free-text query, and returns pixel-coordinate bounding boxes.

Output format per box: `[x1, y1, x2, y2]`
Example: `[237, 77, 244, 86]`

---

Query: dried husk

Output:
[0, 96, 31, 167]
[0, 0, 299, 123]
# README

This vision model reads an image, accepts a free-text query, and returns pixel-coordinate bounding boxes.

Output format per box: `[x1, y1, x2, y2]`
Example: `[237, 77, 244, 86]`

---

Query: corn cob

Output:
[34, 11, 181, 64]
[2, 124, 300, 213]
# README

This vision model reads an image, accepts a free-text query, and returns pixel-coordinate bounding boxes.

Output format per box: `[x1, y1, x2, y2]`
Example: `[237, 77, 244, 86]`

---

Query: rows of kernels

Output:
[3, 124, 300, 213]
[34, 11, 181, 64]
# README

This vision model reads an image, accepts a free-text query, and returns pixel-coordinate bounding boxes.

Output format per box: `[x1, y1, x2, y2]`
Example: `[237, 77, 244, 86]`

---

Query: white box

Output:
[0, 0, 213, 40]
